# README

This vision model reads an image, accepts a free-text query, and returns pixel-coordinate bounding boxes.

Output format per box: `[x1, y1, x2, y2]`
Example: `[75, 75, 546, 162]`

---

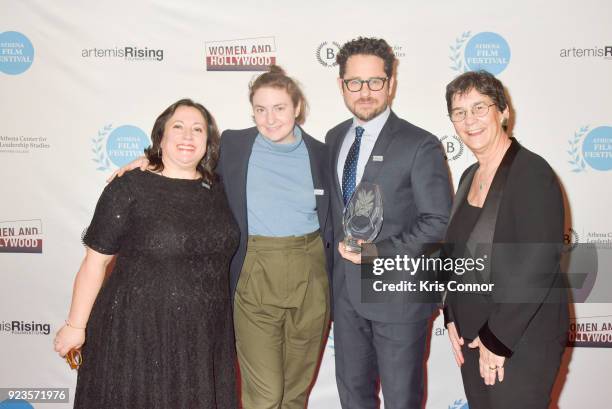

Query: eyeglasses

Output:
[449, 102, 496, 122]
[343, 77, 388, 92]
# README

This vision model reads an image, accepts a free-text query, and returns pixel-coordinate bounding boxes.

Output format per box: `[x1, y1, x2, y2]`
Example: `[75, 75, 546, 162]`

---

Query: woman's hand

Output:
[54, 324, 85, 357]
[446, 322, 465, 367]
[106, 156, 149, 182]
[468, 336, 506, 385]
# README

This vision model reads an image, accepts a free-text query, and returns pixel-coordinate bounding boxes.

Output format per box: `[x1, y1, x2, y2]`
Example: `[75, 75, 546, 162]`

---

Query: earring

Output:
[157, 146, 162, 157]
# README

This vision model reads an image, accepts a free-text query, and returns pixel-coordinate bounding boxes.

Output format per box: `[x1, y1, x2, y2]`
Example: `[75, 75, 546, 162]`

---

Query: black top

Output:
[444, 196, 482, 259]
[74, 169, 239, 409]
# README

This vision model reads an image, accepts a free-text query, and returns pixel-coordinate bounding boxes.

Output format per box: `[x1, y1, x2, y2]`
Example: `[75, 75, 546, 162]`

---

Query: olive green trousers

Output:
[234, 231, 330, 409]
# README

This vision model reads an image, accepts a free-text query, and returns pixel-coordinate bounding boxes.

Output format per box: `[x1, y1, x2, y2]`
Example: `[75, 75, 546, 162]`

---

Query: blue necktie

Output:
[342, 126, 364, 205]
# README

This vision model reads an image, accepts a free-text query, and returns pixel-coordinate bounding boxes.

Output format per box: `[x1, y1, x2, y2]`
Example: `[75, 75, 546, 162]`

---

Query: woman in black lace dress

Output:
[53, 99, 239, 408]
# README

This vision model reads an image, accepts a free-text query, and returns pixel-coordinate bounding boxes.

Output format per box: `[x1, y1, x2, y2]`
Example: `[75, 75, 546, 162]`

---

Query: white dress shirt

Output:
[336, 107, 391, 189]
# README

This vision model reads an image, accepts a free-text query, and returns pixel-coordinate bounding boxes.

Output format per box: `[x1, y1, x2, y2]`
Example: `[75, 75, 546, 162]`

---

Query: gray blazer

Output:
[217, 126, 334, 298]
[326, 111, 452, 323]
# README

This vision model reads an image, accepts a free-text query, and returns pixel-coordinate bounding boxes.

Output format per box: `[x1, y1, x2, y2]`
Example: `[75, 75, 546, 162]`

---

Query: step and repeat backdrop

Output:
[1, 1, 611, 408]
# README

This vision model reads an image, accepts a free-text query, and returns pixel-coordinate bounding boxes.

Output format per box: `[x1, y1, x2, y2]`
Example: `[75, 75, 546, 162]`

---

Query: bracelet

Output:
[65, 319, 86, 330]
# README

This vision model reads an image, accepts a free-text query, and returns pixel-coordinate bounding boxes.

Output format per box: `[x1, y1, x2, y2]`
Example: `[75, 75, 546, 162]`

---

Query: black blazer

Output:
[217, 127, 333, 298]
[326, 111, 452, 323]
[444, 139, 569, 358]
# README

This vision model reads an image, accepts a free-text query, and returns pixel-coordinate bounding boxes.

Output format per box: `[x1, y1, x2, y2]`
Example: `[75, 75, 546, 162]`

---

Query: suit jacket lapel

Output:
[227, 128, 258, 236]
[464, 138, 521, 286]
[303, 131, 329, 232]
[361, 111, 398, 184]
[330, 120, 352, 206]
[450, 164, 478, 222]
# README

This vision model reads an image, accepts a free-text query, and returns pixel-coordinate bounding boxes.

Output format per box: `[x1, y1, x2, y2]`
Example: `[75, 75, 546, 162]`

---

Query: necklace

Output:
[477, 139, 512, 191]
[477, 166, 498, 191]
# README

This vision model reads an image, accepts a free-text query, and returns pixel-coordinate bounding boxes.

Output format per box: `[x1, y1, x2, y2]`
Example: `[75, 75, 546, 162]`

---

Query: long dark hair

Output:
[144, 98, 220, 185]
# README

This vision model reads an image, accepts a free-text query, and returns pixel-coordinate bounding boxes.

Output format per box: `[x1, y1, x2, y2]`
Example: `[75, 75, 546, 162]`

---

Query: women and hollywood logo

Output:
[449, 31, 511, 75]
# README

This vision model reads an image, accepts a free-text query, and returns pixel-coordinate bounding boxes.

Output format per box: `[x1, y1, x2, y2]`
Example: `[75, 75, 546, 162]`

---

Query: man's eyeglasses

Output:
[343, 77, 388, 92]
[449, 102, 496, 122]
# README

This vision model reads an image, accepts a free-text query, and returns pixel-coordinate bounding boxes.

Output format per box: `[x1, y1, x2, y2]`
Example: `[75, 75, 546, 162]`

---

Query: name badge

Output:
[314, 189, 325, 196]
[372, 155, 384, 162]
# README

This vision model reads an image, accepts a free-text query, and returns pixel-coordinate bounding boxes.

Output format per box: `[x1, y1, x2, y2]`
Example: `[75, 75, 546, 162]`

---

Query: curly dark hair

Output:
[249, 65, 308, 124]
[445, 70, 508, 115]
[144, 99, 220, 185]
[336, 37, 395, 79]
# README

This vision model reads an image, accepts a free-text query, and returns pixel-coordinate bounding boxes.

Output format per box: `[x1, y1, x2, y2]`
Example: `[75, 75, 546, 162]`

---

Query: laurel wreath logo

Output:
[567, 125, 589, 173]
[448, 399, 468, 409]
[449, 31, 471, 72]
[563, 227, 580, 253]
[440, 135, 465, 161]
[316, 41, 341, 67]
[92, 124, 112, 171]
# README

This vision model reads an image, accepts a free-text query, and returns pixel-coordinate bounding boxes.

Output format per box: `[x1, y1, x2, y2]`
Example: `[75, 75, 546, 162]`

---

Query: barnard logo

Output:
[316, 41, 341, 67]
[0, 320, 50, 335]
[92, 124, 149, 171]
[0, 219, 43, 253]
[439, 135, 464, 161]
[0, 31, 34, 75]
[450, 31, 511, 75]
[567, 125, 612, 172]
[563, 227, 579, 253]
[448, 399, 469, 409]
[205, 37, 276, 71]
[315, 40, 405, 68]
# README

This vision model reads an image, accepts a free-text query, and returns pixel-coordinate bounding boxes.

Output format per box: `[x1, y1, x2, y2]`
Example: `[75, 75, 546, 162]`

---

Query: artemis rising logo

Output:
[81, 46, 164, 61]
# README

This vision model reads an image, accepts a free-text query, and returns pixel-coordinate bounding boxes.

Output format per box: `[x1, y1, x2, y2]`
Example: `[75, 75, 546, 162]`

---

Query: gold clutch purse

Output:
[66, 349, 82, 370]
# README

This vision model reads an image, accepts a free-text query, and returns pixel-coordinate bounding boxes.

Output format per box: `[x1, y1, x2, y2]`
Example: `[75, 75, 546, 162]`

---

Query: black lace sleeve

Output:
[83, 176, 134, 255]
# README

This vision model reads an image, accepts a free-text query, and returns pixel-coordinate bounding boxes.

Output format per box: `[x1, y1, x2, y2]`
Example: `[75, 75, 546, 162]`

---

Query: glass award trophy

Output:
[343, 182, 383, 253]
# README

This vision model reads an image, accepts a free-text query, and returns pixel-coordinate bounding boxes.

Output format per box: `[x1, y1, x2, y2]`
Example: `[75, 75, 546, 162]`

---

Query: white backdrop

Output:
[1, 1, 611, 408]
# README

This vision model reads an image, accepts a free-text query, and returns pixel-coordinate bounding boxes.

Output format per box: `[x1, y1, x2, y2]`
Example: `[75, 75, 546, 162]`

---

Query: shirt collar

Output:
[351, 106, 391, 139]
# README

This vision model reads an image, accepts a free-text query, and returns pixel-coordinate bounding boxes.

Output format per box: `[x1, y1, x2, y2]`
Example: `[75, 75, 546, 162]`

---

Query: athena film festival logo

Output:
[567, 125, 612, 172]
[0, 31, 34, 75]
[316, 41, 341, 67]
[439, 135, 465, 161]
[205, 37, 276, 71]
[0, 219, 43, 253]
[92, 124, 149, 171]
[447, 399, 469, 409]
[450, 31, 511, 75]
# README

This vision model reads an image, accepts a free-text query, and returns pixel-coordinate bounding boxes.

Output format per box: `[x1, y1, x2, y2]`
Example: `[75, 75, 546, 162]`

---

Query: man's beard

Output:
[349, 98, 388, 122]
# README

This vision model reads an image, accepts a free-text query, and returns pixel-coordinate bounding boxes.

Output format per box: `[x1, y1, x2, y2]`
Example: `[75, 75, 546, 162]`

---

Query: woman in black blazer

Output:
[442, 71, 568, 409]
[217, 66, 333, 409]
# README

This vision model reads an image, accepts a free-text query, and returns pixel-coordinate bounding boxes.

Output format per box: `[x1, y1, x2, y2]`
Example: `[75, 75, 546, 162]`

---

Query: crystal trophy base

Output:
[343, 236, 361, 253]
